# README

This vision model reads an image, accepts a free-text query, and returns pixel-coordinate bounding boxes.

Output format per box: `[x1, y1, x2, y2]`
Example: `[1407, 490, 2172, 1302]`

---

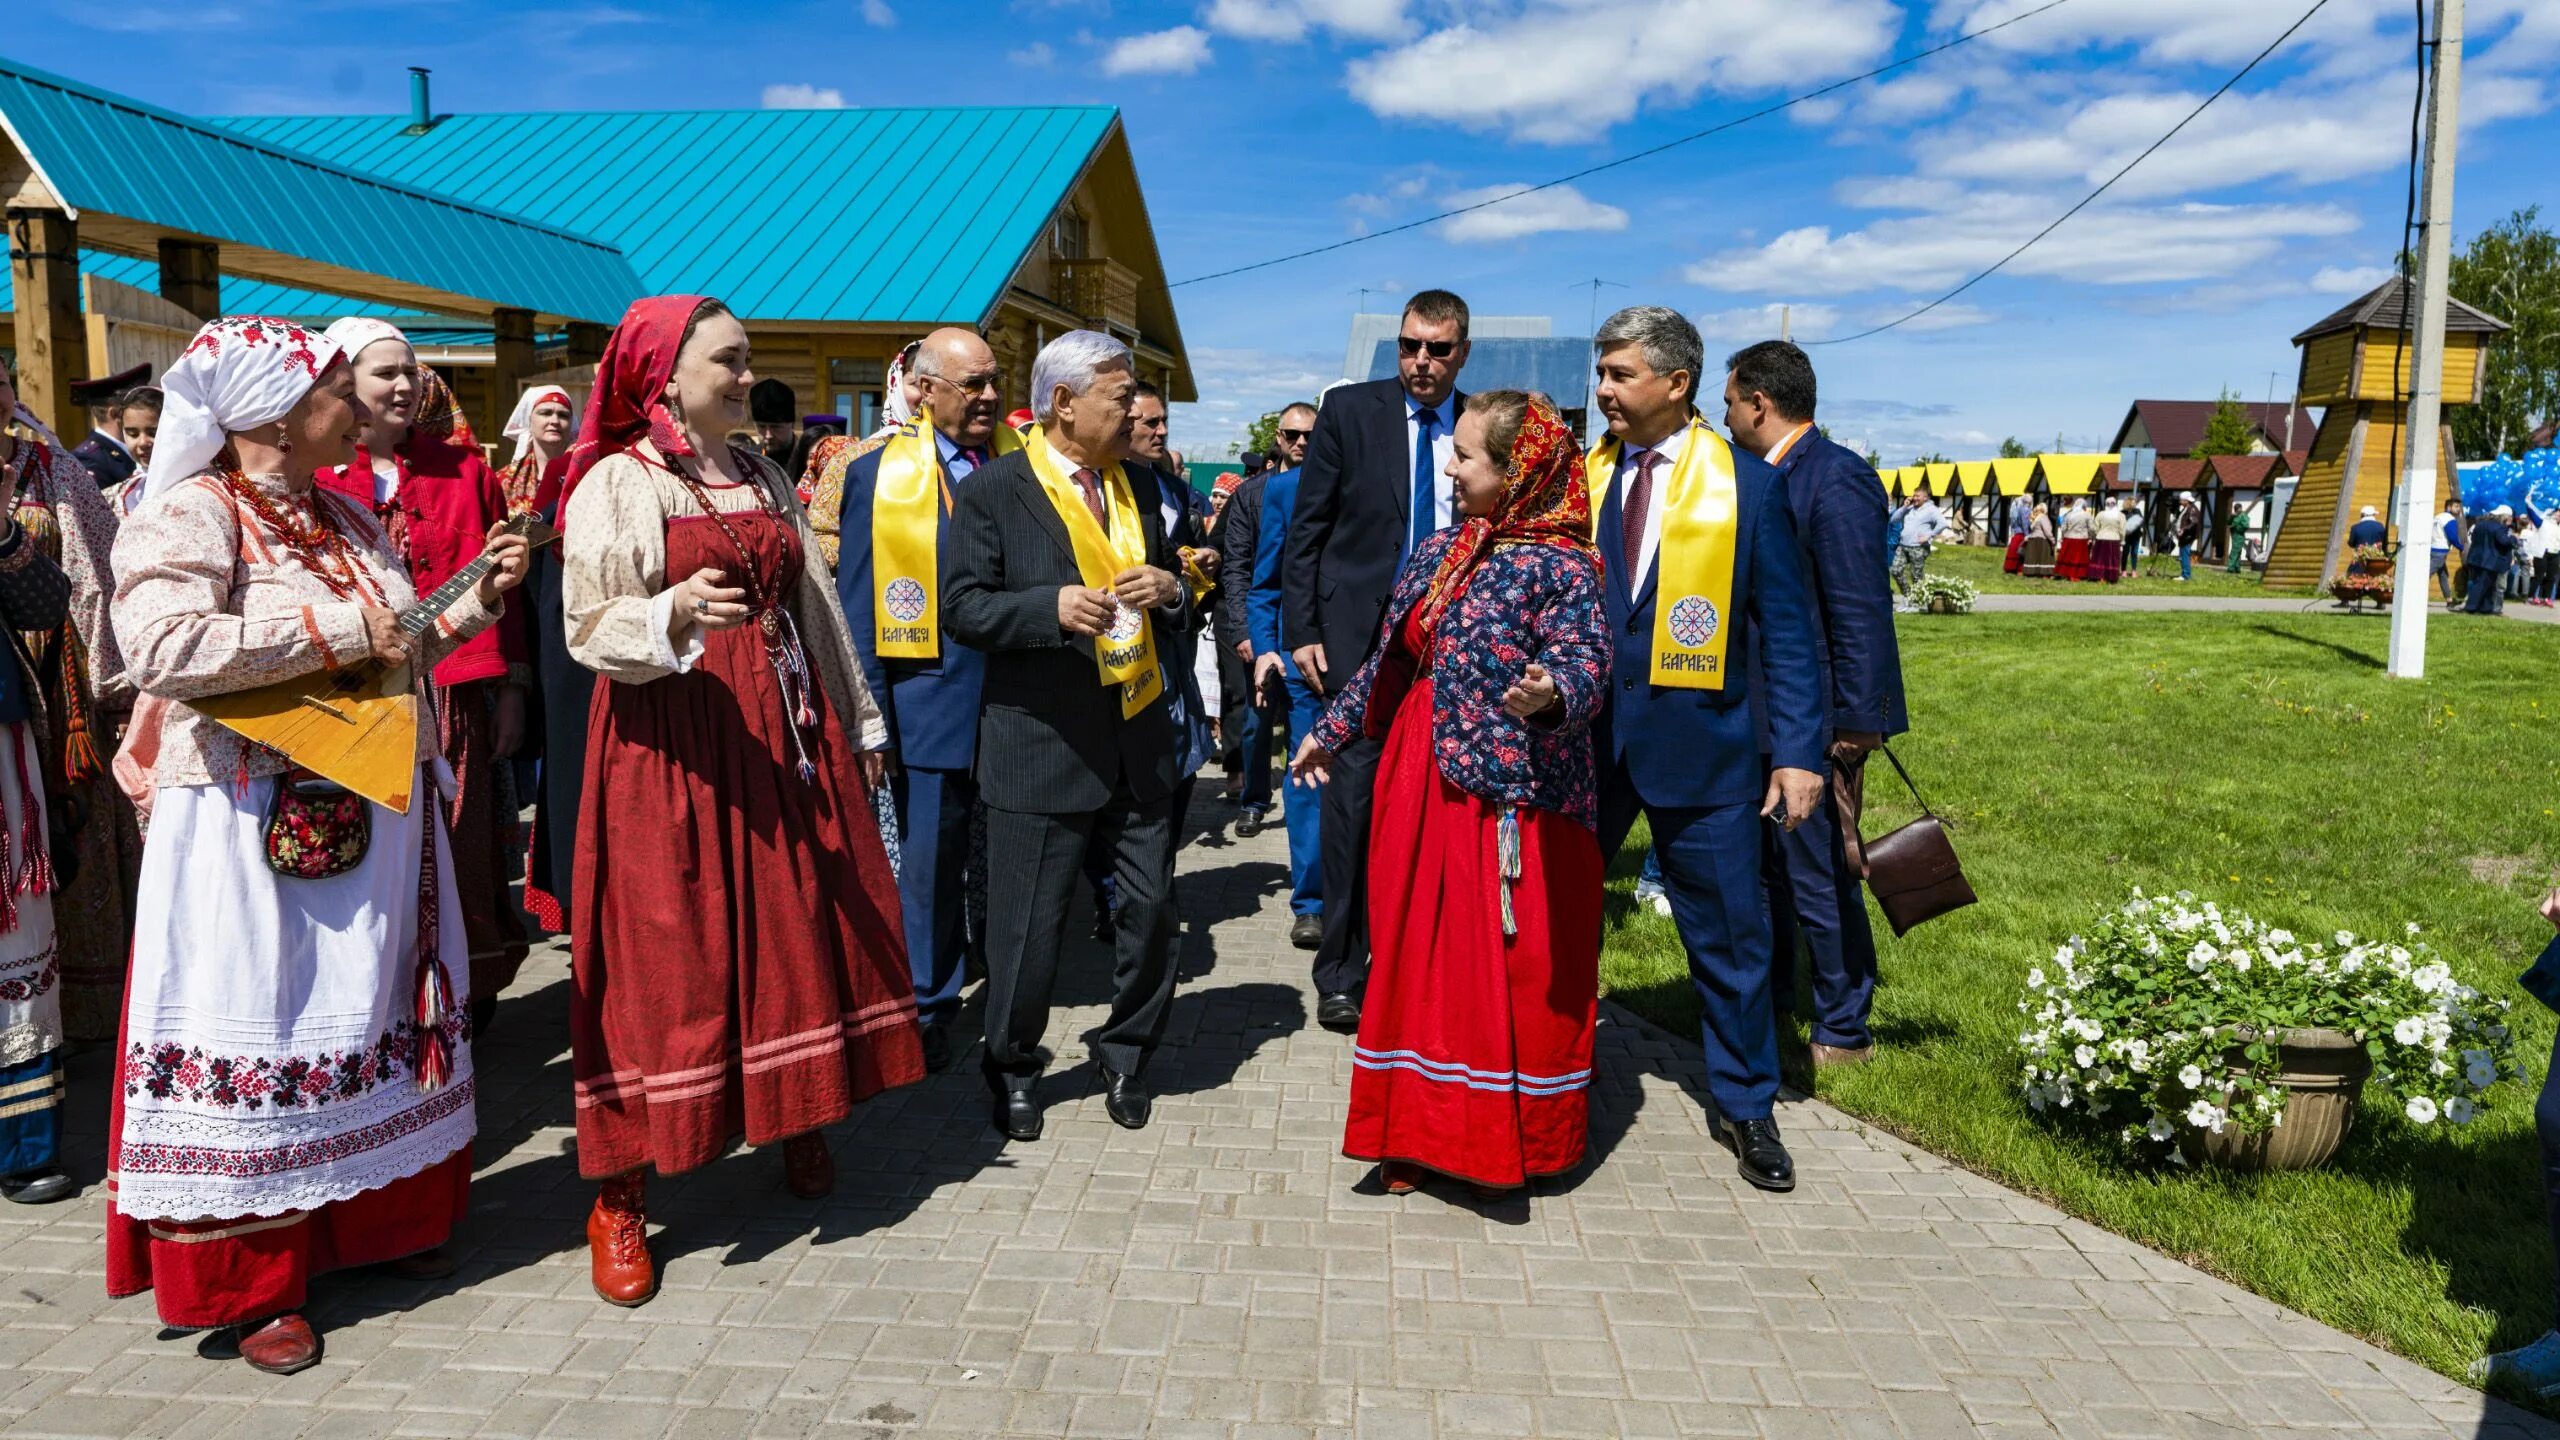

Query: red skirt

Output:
[2054, 536, 2092, 581]
[2088, 538, 2123, 583]
[2002, 534, 2026, 574]
[441, 679, 528, 1000]
[570, 511, 921, 1180]
[1347, 676, 1603, 1188]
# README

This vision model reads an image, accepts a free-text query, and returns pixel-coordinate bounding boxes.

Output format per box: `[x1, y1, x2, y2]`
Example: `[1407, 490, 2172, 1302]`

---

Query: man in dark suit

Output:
[67, 363, 151, 490]
[835, 326, 1008, 1075]
[1721, 340, 1907, 1070]
[1218, 409, 1312, 838]
[943, 330, 1195, 1142]
[1281, 291, 1470, 1032]
[1589, 306, 1827, 1193]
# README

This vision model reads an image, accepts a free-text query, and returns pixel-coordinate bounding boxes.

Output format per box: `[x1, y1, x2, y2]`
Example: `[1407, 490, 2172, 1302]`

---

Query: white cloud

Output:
[1686, 197, 2359, 296]
[761, 82, 847, 109]
[861, 0, 896, 26]
[1102, 25, 1214, 76]
[1171, 347, 1340, 455]
[1008, 41, 1056, 66]
[2310, 264, 2391, 295]
[1860, 73, 1964, 122]
[1693, 304, 1845, 344]
[1436, 184, 1630, 244]
[1202, 0, 1409, 43]
[1344, 0, 1899, 143]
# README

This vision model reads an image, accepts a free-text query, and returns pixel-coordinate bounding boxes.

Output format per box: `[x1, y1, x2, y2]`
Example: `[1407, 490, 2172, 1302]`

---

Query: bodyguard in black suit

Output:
[1721, 341, 1907, 1069]
[67, 363, 152, 491]
[1280, 290, 1470, 1031]
[942, 331, 1196, 1142]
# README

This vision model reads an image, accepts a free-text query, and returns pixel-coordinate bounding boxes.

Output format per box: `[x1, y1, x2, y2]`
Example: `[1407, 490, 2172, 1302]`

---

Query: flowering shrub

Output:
[2016, 891, 2519, 1157]
[1904, 573, 1979, 614]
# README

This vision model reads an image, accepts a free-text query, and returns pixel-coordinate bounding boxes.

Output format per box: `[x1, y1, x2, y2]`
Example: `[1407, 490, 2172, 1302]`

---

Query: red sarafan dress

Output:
[561, 444, 920, 1179]
[1347, 603, 1605, 1187]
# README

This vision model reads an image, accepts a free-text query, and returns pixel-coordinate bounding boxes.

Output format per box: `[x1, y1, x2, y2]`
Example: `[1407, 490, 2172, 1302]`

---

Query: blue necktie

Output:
[1408, 406, 1440, 558]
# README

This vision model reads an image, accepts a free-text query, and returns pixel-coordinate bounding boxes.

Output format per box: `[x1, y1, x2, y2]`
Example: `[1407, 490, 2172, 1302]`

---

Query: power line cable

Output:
[1162, 0, 2080, 292]
[1807, 0, 2337, 345]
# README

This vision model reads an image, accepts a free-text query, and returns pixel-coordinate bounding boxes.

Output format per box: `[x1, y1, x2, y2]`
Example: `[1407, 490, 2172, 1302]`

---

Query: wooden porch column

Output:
[7, 209, 88, 441]
[565, 322, 610, 366]
[156, 238, 222, 321]
[488, 306, 537, 443]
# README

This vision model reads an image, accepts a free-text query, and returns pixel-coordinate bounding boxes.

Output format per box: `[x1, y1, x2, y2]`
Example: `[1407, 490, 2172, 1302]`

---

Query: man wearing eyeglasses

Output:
[832, 326, 1016, 1076]
[1238, 403, 1325, 947]
[1282, 290, 1471, 1033]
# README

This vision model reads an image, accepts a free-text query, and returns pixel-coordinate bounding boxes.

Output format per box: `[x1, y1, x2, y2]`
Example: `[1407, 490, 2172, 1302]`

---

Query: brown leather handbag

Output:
[1852, 745, 1976, 937]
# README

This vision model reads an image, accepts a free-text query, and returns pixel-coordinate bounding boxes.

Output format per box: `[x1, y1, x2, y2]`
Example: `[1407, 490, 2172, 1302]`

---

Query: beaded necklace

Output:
[659, 445, 823, 781]
[215, 463, 389, 607]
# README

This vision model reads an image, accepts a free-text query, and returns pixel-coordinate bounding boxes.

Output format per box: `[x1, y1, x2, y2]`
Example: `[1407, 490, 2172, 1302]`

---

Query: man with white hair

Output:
[2465, 504, 2520, 615]
[942, 330, 1196, 1142]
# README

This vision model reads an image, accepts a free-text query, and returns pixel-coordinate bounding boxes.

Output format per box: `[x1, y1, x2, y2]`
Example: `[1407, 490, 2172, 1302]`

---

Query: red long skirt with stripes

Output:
[1344, 669, 1603, 1189]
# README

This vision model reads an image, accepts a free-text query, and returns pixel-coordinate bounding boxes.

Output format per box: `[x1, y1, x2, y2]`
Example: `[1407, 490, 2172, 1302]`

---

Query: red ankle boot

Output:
[587, 1172, 655, 1307]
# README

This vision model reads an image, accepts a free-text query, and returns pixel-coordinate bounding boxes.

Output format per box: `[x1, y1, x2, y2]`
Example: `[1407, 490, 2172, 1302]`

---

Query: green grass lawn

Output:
[1921, 533, 2315, 599]
[1598, 610, 2560, 1387]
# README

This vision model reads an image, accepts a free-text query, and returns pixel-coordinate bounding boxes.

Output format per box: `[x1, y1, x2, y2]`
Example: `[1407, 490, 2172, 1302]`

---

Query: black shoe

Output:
[1235, 808, 1266, 838]
[1315, 992, 1361, 1034]
[919, 1025, 954, 1075]
[1101, 1069, 1152, 1130]
[986, 1067, 1042, 1142]
[1712, 1115, 1796, 1192]
[1289, 915, 1324, 950]
[0, 1167, 73, 1205]
[1091, 908, 1116, 944]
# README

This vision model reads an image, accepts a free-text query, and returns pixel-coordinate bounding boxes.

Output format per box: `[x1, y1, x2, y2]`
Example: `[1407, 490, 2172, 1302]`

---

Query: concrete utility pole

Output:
[2389, 0, 2463, 681]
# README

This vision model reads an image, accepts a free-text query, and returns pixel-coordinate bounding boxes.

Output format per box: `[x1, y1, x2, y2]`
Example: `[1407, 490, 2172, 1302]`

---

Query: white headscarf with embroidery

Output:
[139, 317, 342, 505]
[502, 384, 576, 465]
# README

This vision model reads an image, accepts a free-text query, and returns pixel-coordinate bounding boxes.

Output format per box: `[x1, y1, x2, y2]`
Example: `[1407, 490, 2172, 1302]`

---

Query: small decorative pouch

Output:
[264, 767, 371, 879]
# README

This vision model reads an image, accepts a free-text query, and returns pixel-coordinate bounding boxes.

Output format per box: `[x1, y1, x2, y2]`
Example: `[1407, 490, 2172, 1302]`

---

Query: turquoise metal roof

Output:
[216, 106, 1119, 326]
[0, 56, 639, 324]
[0, 252, 553, 352]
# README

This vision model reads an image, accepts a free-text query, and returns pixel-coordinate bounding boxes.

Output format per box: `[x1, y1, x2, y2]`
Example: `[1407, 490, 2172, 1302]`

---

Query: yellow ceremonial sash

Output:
[1587, 416, 1740, 691]
[1023, 431, 1163, 717]
[871, 408, 1024, 660]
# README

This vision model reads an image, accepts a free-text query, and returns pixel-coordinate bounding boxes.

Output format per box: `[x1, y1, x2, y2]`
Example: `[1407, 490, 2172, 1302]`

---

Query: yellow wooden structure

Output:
[2260, 279, 2507, 590]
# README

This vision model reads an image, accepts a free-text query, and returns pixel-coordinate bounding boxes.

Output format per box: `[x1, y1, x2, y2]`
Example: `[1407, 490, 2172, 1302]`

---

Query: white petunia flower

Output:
[2145, 1116, 2174, 1142]
[2178, 1064, 2205, 1089]
[2393, 1017, 2427, 1045]
[2074, 1044, 2099, 1068]
[2027, 967, 2046, 990]
[2405, 1096, 2439, 1124]
[2185, 1099, 2225, 1132]
[2467, 1059, 2498, 1089]
[2446, 1096, 2477, 1124]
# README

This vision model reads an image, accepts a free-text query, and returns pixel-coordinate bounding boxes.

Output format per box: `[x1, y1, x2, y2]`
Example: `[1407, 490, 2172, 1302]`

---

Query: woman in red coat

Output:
[321, 320, 531, 1026]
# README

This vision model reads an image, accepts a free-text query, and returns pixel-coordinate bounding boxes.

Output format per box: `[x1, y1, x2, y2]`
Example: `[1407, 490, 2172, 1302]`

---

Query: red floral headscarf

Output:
[1414, 394, 1594, 633]
[557, 294, 712, 516]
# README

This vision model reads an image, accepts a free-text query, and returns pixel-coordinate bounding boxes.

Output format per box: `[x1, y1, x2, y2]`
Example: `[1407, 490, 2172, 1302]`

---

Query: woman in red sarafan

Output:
[558, 296, 920, 1308]
[1292, 391, 1611, 1199]
[319, 321, 531, 1025]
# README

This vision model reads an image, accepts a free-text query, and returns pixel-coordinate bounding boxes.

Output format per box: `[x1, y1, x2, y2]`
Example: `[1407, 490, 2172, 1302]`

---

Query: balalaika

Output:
[189, 511, 559, 813]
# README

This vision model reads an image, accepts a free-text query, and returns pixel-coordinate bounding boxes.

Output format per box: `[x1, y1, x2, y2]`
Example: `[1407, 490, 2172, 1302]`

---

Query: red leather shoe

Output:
[587, 1173, 655, 1307]
[237, 1313, 321, 1375]
[782, 1132, 834, 1199]
[1379, 1161, 1423, 1195]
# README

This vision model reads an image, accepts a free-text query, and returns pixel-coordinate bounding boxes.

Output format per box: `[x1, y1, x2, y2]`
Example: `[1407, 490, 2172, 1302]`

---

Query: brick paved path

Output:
[5, 812, 2552, 1439]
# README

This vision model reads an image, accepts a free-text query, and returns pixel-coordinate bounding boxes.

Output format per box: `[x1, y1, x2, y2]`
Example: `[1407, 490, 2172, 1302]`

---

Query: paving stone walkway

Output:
[4, 810, 2553, 1439]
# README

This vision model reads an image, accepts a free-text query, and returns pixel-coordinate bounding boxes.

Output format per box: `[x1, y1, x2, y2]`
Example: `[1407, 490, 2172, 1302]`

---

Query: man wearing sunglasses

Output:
[1281, 290, 1472, 1033]
[1216, 410, 1314, 843]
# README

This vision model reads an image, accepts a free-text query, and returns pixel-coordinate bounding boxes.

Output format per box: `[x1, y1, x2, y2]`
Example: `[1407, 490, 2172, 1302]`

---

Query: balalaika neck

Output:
[392, 513, 539, 641]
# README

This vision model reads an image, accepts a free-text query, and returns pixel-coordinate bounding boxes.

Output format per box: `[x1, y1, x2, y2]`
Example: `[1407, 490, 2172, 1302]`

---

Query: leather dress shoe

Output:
[1810, 1042, 1874, 1069]
[1289, 914, 1324, 950]
[1235, 807, 1266, 838]
[1712, 1115, 1796, 1193]
[1101, 1069, 1152, 1129]
[919, 1024, 955, 1075]
[0, 1167, 75, 1204]
[782, 1132, 835, 1199]
[988, 1068, 1043, 1141]
[237, 1313, 322, 1375]
[1315, 992, 1361, 1034]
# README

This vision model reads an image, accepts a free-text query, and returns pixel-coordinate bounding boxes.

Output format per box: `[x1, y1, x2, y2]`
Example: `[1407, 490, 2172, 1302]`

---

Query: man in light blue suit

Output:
[1245, 405, 1325, 950]
[1589, 307, 1828, 1193]
[835, 327, 1008, 1076]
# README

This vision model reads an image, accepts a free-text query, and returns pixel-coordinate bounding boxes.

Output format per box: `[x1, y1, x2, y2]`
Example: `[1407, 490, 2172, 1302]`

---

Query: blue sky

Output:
[16, 0, 2558, 462]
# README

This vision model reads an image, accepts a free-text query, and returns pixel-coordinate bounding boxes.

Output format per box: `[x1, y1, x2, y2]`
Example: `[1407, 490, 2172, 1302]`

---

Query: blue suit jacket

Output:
[1593, 438, 1828, 809]
[834, 439, 987, 772]
[1247, 466, 1302, 678]
[1771, 432, 1907, 739]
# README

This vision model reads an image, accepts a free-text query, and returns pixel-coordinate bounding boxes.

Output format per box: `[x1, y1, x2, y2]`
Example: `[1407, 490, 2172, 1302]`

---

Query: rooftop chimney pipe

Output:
[407, 67, 433, 133]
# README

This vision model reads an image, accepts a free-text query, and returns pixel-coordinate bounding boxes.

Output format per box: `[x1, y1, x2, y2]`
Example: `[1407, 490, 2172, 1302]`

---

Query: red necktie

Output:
[1621, 450, 1658, 583]
[1072, 467, 1107, 527]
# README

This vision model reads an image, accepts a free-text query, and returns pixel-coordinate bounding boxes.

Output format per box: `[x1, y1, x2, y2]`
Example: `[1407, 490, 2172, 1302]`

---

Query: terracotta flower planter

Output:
[2176, 1027, 2374, 1172]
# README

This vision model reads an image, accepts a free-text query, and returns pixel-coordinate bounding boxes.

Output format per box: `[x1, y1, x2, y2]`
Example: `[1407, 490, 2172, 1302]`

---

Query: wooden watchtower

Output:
[2260, 280, 2507, 590]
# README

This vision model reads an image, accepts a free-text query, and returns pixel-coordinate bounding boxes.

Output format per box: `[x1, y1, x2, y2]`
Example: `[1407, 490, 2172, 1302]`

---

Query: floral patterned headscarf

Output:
[139, 316, 339, 505]
[1413, 393, 1594, 634]
[412, 365, 477, 448]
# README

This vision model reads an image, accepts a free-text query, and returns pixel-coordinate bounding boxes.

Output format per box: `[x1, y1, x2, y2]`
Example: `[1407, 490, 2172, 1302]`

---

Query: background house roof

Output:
[216, 105, 1123, 330]
[2108, 398, 2319, 456]
[0, 56, 639, 325]
[2205, 454, 2282, 490]
[2289, 277, 2510, 344]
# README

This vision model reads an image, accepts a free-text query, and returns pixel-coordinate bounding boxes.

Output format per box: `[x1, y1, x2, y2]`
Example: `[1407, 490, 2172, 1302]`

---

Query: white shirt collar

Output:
[1625, 420, 1690, 471]
[1042, 434, 1093, 479]
[1762, 422, 1812, 465]
[1406, 392, 1448, 427]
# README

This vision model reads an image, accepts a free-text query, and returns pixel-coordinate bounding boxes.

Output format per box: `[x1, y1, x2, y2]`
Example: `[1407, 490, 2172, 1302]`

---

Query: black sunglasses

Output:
[1277, 427, 1312, 442]
[1397, 336, 1459, 359]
